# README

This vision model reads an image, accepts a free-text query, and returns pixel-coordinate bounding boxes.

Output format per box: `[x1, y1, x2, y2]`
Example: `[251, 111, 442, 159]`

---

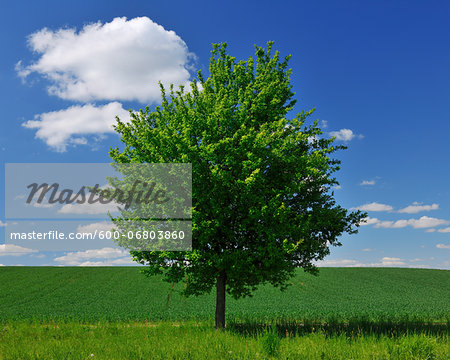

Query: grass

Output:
[0, 267, 448, 322]
[0, 267, 448, 359]
[0, 321, 448, 359]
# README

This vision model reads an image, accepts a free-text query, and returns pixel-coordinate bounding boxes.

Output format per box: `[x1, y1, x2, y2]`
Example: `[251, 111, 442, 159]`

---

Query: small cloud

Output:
[333, 185, 342, 190]
[32, 202, 56, 209]
[437, 227, 450, 233]
[380, 257, 405, 266]
[76, 222, 115, 234]
[359, 217, 380, 226]
[398, 202, 439, 214]
[436, 244, 450, 249]
[329, 129, 363, 142]
[360, 180, 375, 186]
[320, 120, 328, 129]
[425, 229, 436, 233]
[54, 247, 129, 266]
[374, 216, 450, 229]
[362, 248, 375, 252]
[0, 244, 38, 256]
[23, 102, 129, 152]
[317, 256, 406, 267]
[352, 202, 393, 212]
[0, 220, 7, 227]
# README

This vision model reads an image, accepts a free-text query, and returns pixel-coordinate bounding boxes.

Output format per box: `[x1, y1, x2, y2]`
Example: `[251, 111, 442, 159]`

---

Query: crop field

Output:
[0, 267, 448, 322]
[0, 267, 448, 359]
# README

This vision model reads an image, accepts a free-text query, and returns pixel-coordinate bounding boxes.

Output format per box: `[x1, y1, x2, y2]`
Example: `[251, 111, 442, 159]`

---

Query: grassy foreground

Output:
[0, 267, 448, 359]
[0, 321, 448, 360]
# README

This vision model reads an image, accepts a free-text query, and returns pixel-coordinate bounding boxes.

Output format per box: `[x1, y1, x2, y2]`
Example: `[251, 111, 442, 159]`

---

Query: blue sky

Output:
[0, 0, 449, 268]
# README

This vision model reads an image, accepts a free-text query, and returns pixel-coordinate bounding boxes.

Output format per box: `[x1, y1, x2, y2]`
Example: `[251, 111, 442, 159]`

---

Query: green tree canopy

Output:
[109, 42, 366, 328]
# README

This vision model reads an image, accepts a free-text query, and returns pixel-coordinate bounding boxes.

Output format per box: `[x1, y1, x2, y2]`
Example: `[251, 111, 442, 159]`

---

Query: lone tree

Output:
[109, 42, 365, 328]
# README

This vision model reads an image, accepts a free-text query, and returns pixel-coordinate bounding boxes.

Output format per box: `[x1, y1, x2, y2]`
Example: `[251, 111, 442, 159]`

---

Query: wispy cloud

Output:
[360, 180, 376, 186]
[436, 244, 450, 249]
[398, 202, 439, 214]
[54, 247, 131, 266]
[437, 227, 450, 233]
[329, 128, 364, 142]
[374, 216, 450, 229]
[352, 202, 393, 212]
[0, 244, 38, 256]
[359, 216, 450, 230]
[317, 256, 406, 267]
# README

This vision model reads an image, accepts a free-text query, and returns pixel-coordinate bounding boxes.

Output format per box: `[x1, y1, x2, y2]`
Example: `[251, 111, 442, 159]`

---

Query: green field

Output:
[0, 267, 448, 359]
[0, 267, 448, 322]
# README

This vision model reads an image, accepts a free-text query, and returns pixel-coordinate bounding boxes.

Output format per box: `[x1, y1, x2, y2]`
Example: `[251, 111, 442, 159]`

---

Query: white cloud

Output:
[359, 216, 380, 226]
[317, 256, 405, 267]
[436, 244, 450, 249]
[360, 180, 375, 186]
[17, 17, 194, 103]
[317, 259, 363, 267]
[329, 129, 363, 142]
[380, 257, 406, 266]
[0, 244, 38, 256]
[353, 202, 393, 212]
[361, 248, 375, 252]
[425, 229, 436, 233]
[398, 202, 439, 214]
[374, 216, 450, 229]
[76, 222, 115, 234]
[77, 257, 135, 266]
[23, 102, 129, 152]
[58, 200, 119, 215]
[54, 247, 129, 266]
[437, 227, 450, 233]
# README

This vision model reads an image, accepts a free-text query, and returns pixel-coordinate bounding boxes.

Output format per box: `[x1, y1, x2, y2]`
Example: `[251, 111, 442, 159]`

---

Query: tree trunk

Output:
[215, 270, 226, 329]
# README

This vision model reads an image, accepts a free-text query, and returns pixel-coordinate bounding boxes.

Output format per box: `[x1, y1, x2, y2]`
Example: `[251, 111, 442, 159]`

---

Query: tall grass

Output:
[0, 321, 448, 360]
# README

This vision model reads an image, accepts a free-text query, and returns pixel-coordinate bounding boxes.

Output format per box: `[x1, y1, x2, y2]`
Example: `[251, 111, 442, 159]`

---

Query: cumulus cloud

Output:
[374, 216, 450, 229]
[0, 244, 38, 256]
[17, 17, 194, 103]
[437, 227, 450, 233]
[352, 202, 393, 212]
[54, 247, 130, 266]
[329, 129, 363, 142]
[360, 180, 375, 186]
[436, 244, 450, 249]
[22, 102, 129, 152]
[398, 202, 439, 214]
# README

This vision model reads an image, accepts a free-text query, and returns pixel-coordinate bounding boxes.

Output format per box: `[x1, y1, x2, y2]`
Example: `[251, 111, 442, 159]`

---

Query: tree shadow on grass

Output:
[226, 317, 449, 338]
